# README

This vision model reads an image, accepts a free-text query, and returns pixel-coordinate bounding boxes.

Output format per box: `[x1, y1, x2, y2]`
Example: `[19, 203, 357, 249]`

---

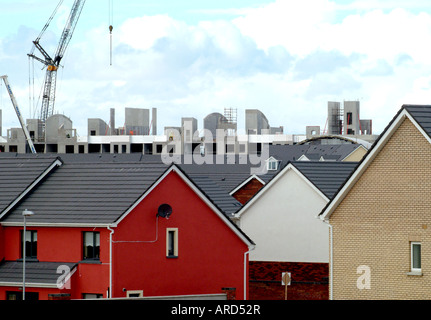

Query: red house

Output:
[0, 155, 254, 300]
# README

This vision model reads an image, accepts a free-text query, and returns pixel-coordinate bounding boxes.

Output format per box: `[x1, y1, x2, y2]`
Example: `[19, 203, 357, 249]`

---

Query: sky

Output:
[1, 0, 431, 137]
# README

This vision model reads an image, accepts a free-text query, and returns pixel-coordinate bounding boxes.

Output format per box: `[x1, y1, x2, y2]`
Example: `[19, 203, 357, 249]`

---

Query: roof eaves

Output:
[229, 174, 266, 196]
[290, 162, 343, 201]
[233, 162, 300, 218]
[403, 105, 431, 144]
[318, 105, 410, 221]
[112, 163, 176, 226]
[171, 165, 255, 247]
[0, 157, 63, 221]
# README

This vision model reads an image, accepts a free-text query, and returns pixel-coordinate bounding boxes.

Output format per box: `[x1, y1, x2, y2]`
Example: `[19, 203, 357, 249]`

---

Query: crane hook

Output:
[109, 25, 113, 66]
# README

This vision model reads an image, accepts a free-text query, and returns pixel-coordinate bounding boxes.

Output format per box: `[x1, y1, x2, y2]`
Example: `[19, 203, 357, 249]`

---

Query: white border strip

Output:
[0, 159, 63, 220]
[320, 109, 420, 221]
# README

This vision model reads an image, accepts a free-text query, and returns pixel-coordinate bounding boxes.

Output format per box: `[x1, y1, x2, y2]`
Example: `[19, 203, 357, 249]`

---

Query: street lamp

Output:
[22, 209, 34, 301]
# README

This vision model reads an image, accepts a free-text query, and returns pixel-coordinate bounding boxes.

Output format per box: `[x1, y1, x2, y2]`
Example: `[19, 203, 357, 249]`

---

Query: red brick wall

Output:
[249, 261, 328, 300]
[232, 178, 264, 205]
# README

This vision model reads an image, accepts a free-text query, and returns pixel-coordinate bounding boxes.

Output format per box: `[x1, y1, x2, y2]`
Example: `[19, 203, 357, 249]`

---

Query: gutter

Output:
[244, 245, 255, 300]
[107, 225, 116, 299]
[322, 219, 333, 300]
[0, 282, 60, 288]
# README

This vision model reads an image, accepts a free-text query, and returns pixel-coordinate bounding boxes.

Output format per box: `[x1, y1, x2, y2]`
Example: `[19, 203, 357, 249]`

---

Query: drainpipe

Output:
[107, 225, 115, 299]
[323, 219, 333, 300]
[244, 245, 255, 300]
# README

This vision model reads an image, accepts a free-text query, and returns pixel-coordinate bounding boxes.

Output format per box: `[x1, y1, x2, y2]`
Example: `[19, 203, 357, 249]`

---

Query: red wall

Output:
[0, 170, 250, 300]
[112, 170, 250, 299]
[0, 226, 110, 299]
[0, 225, 4, 262]
[3, 227, 109, 262]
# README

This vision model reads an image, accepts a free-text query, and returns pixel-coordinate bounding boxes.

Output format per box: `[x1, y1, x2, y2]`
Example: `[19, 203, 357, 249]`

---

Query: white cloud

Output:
[118, 15, 186, 51]
[3, 0, 431, 137]
[233, 0, 336, 56]
[234, 0, 431, 63]
[335, 0, 431, 11]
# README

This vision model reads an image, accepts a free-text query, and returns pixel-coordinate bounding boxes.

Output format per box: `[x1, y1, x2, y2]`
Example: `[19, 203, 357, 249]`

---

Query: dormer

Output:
[266, 156, 280, 171]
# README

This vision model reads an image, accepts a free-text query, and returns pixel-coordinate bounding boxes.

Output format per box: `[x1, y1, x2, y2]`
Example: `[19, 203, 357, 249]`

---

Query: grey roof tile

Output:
[404, 105, 431, 137]
[292, 161, 359, 199]
[269, 144, 363, 162]
[0, 146, 361, 224]
[0, 155, 60, 213]
[0, 261, 76, 285]
[0, 155, 243, 224]
[2, 161, 169, 225]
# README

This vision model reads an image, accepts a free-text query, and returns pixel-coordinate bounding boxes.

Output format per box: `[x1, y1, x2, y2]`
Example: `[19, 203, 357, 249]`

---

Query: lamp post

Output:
[22, 209, 34, 301]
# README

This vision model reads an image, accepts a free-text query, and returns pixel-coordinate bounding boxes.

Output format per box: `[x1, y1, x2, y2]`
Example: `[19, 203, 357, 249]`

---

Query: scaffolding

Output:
[223, 108, 237, 125]
[222, 108, 237, 136]
[328, 103, 343, 135]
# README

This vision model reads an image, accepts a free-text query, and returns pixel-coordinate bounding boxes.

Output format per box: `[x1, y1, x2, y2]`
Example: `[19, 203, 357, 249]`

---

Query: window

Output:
[411, 242, 421, 273]
[266, 157, 279, 171]
[347, 112, 353, 125]
[65, 145, 74, 153]
[7, 291, 38, 301]
[167, 228, 178, 258]
[127, 290, 143, 298]
[21, 230, 37, 259]
[226, 144, 235, 154]
[83, 232, 100, 260]
[82, 293, 103, 299]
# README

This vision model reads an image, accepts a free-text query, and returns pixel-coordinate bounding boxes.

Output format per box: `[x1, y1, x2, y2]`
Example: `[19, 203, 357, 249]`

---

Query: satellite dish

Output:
[157, 204, 172, 219]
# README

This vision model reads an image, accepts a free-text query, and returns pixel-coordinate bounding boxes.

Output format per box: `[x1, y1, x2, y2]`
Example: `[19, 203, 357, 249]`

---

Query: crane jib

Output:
[6, 85, 21, 117]
[1, 75, 37, 154]
[28, 0, 86, 124]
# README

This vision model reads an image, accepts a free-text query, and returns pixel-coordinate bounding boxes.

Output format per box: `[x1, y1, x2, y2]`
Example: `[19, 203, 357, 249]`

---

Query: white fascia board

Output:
[172, 166, 255, 249]
[0, 222, 111, 228]
[235, 163, 329, 219]
[297, 154, 310, 161]
[405, 111, 431, 145]
[0, 282, 59, 288]
[289, 165, 329, 202]
[229, 174, 265, 196]
[0, 159, 63, 220]
[114, 165, 255, 249]
[113, 166, 176, 226]
[320, 109, 414, 221]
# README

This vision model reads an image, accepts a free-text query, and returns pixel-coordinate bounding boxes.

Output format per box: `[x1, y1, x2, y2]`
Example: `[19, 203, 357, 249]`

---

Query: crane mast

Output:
[28, 0, 86, 136]
[1, 75, 37, 154]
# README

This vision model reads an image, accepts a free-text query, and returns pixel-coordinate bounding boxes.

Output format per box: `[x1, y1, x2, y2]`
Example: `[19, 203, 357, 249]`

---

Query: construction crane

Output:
[28, 0, 86, 132]
[0, 75, 37, 154]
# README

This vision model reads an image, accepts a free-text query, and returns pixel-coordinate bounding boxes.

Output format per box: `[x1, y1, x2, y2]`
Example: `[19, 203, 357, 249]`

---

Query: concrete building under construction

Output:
[305, 101, 378, 145]
[0, 107, 294, 155]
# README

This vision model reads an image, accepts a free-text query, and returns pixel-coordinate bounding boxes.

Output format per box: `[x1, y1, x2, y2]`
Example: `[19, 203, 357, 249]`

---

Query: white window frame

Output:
[127, 290, 143, 298]
[266, 157, 279, 171]
[166, 228, 178, 258]
[411, 242, 422, 273]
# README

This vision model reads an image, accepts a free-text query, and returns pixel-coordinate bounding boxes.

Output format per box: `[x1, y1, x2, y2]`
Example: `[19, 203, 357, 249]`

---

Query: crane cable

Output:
[28, 0, 64, 118]
[109, 0, 114, 66]
[30, 0, 65, 55]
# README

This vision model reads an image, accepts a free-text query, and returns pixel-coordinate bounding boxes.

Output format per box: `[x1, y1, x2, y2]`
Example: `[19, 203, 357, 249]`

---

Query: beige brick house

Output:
[319, 105, 431, 299]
